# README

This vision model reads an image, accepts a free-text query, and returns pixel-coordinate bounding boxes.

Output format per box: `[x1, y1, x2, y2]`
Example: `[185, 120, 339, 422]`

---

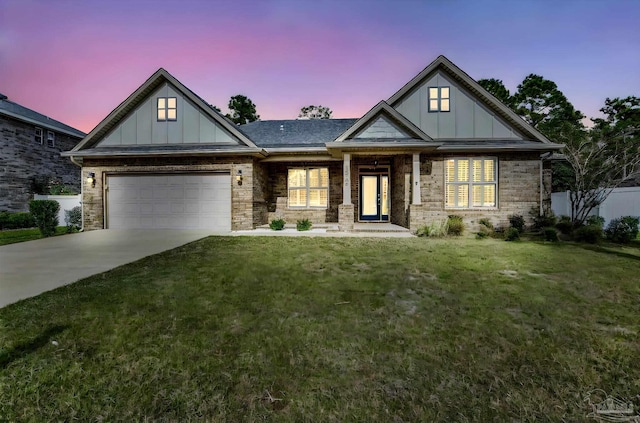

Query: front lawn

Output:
[0, 227, 69, 246]
[1, 237, 639, 421]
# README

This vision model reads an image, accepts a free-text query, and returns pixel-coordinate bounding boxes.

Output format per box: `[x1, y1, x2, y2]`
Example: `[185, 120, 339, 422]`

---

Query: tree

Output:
[477, 78, 513, 108]
[592, 96, 640, 179]
[558, 120, 640, 226]
[511, 74, 584, 135]
[298, 105, 333, 119]
[226, 95, 259, 125]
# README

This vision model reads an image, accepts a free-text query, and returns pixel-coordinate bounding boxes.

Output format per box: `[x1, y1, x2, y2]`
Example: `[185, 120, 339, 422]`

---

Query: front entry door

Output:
[359, 172, 389, 221]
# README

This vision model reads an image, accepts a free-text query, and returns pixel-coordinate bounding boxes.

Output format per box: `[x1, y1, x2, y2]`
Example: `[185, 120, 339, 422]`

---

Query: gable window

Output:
[288, 168, 329, 208]
[35, 127, 43, 144]
[157, 97, 177, 121]
[445, 158, 497, 208]
[47, 131, 55, 147]
[428, 87, 450, 112]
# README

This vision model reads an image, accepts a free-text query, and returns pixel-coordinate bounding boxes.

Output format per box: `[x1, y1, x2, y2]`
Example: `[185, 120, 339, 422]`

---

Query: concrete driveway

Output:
[0, 229, 216, 308]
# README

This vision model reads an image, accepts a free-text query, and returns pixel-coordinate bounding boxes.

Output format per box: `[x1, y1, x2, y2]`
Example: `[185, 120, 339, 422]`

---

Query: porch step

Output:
[352, 223, 410, 233]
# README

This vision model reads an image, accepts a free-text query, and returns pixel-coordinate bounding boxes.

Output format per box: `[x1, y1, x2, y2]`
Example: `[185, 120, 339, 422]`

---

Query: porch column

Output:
[412, 153, 421, 205]
[343, 153, 351, 204]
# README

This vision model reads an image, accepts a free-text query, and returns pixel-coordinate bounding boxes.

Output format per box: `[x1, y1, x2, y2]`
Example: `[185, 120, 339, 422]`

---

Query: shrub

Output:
[65, 206, 82, 233]
[555, 215, 573, 235]
[605, 216, 640, 244]
[586, 215, 605, 228]
[447, 215, 464, 236]
[504, 227, 520, 241]
[296, 218, 312, 231]
[475, 231, 489, 240]
[508, 214, 526, 233]
[49, 182, 78, 195]
[478, 218, 494, 230]
[417, 220, 449, 238]
[543, 227, 559, 242]
[269, 219, 286, 231]
[532, 211, 557, 230]
[0, 211, 36, 230]
[28, 200, 60, 237]
[574, 224, 602, 244]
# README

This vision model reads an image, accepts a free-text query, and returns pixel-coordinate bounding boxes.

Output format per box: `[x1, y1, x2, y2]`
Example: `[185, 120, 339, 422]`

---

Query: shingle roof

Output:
[240, 119, 358, 147]
[0, 94, 85, 138]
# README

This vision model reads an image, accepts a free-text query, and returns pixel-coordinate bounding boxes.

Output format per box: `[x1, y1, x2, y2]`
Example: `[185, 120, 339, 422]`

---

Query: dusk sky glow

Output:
[1, 0, 639, 134]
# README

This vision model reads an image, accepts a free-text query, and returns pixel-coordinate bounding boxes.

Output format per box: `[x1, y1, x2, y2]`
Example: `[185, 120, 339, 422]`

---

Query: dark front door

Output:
[359, 172, 389, 221]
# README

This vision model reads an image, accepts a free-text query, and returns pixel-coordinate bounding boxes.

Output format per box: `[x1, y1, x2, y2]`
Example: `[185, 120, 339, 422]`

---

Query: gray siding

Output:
[354, 115, 412, 139]
[99, 83, 238, 146]
[394, 71, 523, 140]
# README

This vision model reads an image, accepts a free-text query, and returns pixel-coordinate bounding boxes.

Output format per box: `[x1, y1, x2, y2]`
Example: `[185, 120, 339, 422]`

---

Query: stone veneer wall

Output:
[252, 160, 269, 227]
[265, 162, 342, 224]
[81, 156, 255, 231]
[0, 115, 81, 212]
[410, 152, 543, 232]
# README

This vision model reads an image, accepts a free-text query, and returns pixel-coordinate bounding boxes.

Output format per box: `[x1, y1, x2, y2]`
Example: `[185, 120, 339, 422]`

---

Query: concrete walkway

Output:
[0, 229, 216, 308]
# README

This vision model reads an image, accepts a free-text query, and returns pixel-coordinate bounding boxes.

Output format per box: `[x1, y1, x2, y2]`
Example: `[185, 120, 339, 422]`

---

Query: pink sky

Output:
[2, 0, 639, 134]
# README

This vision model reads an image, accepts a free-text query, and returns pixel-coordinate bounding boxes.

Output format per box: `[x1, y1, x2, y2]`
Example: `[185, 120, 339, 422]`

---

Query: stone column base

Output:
[338, 204, 355, 231]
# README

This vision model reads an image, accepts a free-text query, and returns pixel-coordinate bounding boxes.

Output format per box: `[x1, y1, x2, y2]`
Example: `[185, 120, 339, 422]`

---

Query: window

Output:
[445, 158, 497, 208]
[157, 97, 177, 121]
[47, 131, 55, 147]
[288, 168, 329, 208]
[428, 86, 450, 112]
[35, 127, 43, 144]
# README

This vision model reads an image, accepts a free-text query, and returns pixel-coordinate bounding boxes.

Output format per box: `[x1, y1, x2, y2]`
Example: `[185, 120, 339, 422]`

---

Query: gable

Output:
[394, 70, 523, 140]
[98, 82, 238, 147]
[353, 115, 415, 139]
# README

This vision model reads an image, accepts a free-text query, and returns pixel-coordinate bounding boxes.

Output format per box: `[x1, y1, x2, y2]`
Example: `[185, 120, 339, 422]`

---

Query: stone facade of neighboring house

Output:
[0, 94, 85, 212]
[63, 56, 562, 232]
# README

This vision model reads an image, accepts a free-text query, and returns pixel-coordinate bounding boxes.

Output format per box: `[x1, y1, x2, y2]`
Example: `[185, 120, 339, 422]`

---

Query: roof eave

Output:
[0, 110, 85, 138]
[61, 147, 266, 158]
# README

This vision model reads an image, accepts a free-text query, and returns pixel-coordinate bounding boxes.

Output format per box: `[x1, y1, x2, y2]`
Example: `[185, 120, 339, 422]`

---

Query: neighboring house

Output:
[63, 55, 561, 232]
[0, 93, 85, 212]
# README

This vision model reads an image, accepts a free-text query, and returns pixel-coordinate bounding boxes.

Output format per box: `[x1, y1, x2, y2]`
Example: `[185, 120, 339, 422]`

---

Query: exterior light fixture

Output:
[236, 169, 243, 186]
[87, 172, 96, 188]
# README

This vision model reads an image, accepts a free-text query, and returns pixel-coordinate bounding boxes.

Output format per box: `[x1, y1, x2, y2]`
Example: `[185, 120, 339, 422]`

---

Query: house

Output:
[0, 93, 85, 212]
[63, 55, 561, 232]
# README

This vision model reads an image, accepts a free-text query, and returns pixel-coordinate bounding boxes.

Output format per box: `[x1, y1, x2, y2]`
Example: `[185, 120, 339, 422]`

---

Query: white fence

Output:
[551, 187, 640, 225]
[33, 194, 82, 226]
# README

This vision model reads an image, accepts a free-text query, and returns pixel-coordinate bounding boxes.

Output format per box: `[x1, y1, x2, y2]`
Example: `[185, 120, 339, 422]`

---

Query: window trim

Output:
[157, 97, 177, 121]
[35, 127, 43, 144]
[445, 157, 498, 209]
[287, 167, 329, 209]
[47, 131, 55, 147]
[428, 86, 450, 113]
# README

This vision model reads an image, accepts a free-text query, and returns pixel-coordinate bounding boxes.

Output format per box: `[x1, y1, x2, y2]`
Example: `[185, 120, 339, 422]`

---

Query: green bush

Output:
[574, 224, 602, 244]
[586, 215, 605, 228]
[478, 218, 494, 230]
[0, 211, 36, 230]
[65, 206, 82, 233]
[532, 211, 557, 230]
[49, 182, 78, 195]
[475, 231, 489, 240]
[555, 215, 573, 235]
[28, 200, 60, 237]
[504, 227, 520, 241]
[605, 216, 640, 243]
[543, 227, 559, 242]
[508, 214, 526, 233]
[269, 219, 286, 231]
[417, 220, 449, 238]
[447, 215, 464, 236]
[296, 218, 312, 231]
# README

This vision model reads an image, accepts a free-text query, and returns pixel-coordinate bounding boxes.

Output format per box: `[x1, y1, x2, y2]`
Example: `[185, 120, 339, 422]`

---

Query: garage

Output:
[106, 173, 231, 230]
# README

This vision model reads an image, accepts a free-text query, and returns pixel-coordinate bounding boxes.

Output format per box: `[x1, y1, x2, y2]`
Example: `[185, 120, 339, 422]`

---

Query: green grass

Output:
[1, 237, 639, 421]
[0, 227, 69, 246]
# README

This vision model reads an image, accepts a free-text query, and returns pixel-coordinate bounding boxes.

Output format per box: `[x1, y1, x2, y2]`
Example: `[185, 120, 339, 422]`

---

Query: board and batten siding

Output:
[98, 82, 238, 146]
[354, 115, 413, 139]
[394, 71, 523, 140]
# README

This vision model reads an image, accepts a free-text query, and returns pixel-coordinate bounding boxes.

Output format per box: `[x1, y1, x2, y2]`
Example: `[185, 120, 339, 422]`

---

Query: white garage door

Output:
[106, 173, 231, 230]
